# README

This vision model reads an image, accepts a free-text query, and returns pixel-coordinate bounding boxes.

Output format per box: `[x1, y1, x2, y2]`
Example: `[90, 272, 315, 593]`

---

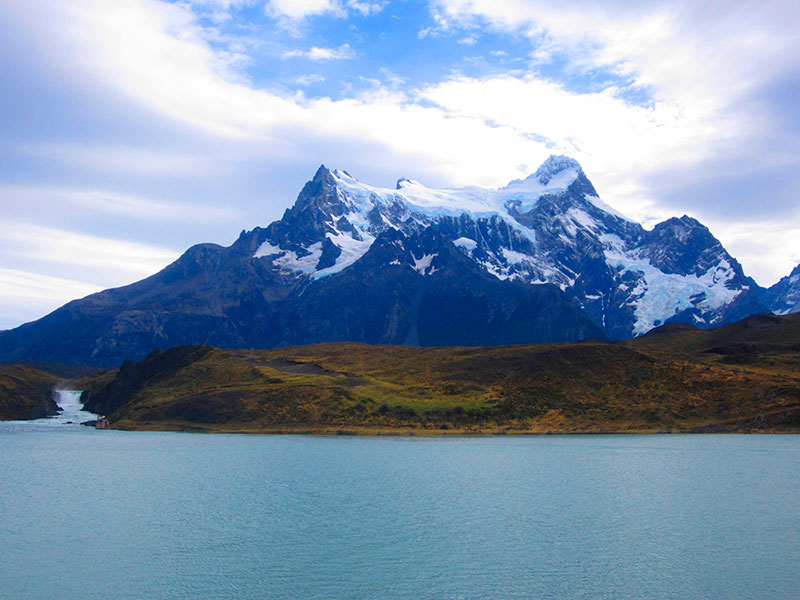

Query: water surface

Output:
[1, 419, 798, 599]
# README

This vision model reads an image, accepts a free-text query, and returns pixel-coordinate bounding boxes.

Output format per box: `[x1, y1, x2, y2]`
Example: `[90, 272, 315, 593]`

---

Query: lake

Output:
[1, 411, 799, 599]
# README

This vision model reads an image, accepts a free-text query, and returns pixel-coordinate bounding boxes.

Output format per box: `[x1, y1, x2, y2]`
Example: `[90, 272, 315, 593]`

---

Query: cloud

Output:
[294, 73, 326, 86]
[265, 0, 384, 20]
[0, 224, 179, 278]
[0, 269, 104, 329]
[710, 214, 800, 288]
[0, 221, 181, 326]
[346, 0, 385, 16]
[419, 74, 713, 213]
[3, 0, 800, 315]
[282, 44, 355, 61]
[38, 1, 800, 204]
[426, 1, 800, 127]
[180, 0, 253, 23]
[0, 186, 240, 223]
[20, 143, 226, 176]
[266, 0, 344, 20]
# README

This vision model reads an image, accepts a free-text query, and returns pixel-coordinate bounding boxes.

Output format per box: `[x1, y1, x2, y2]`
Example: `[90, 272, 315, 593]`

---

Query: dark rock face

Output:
[276, 228, 605, 347]
[0, 156, 771, 367]
[641, 216, 733, 276]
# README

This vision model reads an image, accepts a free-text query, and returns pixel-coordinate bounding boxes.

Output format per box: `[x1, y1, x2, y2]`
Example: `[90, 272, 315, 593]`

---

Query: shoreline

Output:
[100, 421, 800, 436]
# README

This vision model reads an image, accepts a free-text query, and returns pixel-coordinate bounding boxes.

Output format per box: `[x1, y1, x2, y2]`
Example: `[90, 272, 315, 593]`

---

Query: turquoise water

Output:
[1, 422, 798, 599]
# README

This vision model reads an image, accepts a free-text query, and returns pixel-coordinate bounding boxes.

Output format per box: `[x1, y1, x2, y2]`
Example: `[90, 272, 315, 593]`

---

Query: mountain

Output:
[761, 263, 800, 314]
[0, 156, 768, 367]
[249, 156, 765, 337]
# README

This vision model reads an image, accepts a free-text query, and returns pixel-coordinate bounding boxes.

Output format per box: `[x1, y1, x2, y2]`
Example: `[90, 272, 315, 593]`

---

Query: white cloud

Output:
[457, 35, 477, 45]
[180, 0, 253, 23]
[0, 224, 179, 278]
[48, 0, 742, 199]
[711, 214, 800, 287]
[0, 186, 239, 223]
[427, 1, 798, 125]
[21, 143, 225, 176]
[346, 0, 385, 15]
[294, 73, 326, 86]
[0, 269, 103, 302]
[0, 269, 104, 329]
[5, 0, 800, 295]
[419, 73, 714, 218]
[266, 0, 343, 20]
[282, 44, 355, 61]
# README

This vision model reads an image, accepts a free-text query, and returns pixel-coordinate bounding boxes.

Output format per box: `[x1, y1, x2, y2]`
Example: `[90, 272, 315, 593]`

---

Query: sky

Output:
[1, 0, 800, 330]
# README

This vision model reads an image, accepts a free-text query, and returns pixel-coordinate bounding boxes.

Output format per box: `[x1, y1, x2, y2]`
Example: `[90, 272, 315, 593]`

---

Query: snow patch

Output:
[585, 195, 634, 222]
[253, 240, 282, 258]
[566, 207, 598, 232]
[413, 253, 438, 275]
[502, 248, 529, 265]
[314, 231, 374, 279]
[272, 242, 323, 275]
[453, 237, 477, 252]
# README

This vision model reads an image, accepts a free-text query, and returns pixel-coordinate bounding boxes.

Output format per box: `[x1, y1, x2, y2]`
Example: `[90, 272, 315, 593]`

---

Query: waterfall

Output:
[49, 390, 98, 425]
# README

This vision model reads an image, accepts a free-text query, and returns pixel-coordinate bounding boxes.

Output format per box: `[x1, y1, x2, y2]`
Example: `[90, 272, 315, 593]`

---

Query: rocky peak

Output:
[642, 216, 738, 278]
[763, 261, 800, 314]
[312, 164, 335, 183]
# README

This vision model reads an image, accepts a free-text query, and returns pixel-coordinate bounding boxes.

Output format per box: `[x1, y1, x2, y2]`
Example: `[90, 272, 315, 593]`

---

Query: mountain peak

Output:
[312, 164, 333, 182]
[396, 177, 422, 190]
[534, 155, 583, 185]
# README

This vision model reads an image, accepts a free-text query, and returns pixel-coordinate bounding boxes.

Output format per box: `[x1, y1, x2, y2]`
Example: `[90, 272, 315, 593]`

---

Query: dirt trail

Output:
[227, 350, 367, 385]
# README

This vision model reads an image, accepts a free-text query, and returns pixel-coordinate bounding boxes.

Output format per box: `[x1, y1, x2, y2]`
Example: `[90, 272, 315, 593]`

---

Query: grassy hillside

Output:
[78, 313, 800, 433]
[626, 312, 800, 354]
[0, 364, 60, 420]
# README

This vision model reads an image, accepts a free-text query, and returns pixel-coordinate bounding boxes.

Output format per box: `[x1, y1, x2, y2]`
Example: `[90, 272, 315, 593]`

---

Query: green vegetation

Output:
[0, 364, 60, 420]
[78, 313, 800, 434]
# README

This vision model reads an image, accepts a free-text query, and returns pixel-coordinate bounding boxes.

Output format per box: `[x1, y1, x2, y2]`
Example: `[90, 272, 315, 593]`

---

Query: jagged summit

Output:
[534, 155, 583, 185]
[245, 158, 760, 338]
[312, 164, 331, 180]
[396, 177, 416, 189]
[763, 262, 800, 314]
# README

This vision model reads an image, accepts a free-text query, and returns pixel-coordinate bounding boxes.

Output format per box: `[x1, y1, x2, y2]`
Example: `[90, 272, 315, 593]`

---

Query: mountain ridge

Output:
[0, 155, 786, 367]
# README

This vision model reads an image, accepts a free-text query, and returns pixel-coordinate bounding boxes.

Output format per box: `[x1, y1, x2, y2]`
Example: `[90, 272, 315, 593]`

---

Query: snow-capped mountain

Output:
[762, 263, 800, 314]
[247, 156, 764, 338]
[0, 156, 770, 367]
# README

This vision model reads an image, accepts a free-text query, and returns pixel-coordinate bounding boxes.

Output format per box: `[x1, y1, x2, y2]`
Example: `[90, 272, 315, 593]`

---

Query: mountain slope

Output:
[0, 156, 768, 366]
[762, 263, 800, 314]
[0, 226, 601, 367]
